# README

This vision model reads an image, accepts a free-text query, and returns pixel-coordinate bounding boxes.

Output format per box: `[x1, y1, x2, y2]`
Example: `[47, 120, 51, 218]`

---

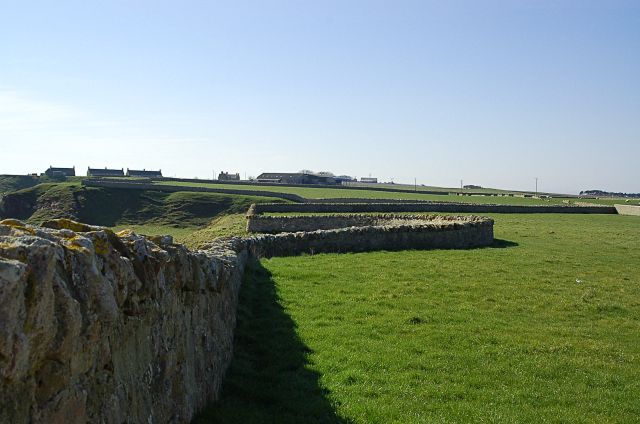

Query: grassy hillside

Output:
[0, 175, 87, 195]
[0, 175, 41, 195]
[0, 182, 285, 244]
[198, 213, 640, 423]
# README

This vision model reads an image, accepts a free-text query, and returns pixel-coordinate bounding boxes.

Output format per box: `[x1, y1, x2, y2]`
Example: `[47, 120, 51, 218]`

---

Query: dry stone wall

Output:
[249, 202, 617, 214]
[0, 219, 248, 424]
[246, 213, 482, 234]
[239, 216, 493, 257]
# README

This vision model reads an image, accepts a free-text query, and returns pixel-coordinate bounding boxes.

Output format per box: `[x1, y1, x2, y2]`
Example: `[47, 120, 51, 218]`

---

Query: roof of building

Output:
[257, 172, 303, 179]
[48, 166, 75, 172]
[127, 169, 162, 177]
[45, 166, 76, 176]
[88, 167, 125, 176]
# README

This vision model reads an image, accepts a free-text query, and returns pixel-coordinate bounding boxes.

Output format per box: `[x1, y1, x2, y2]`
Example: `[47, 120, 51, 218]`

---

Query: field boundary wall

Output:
[249, 202, 617, 215]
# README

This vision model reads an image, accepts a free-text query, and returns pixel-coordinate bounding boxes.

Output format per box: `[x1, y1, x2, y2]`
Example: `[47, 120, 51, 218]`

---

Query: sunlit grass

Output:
[199, 213, 640, 423]
[153, 180, 592, 205]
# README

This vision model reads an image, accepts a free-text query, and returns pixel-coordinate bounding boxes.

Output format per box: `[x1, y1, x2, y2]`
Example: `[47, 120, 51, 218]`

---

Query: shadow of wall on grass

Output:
[193, 260, 351, 424]
[489, 239, 519, 249]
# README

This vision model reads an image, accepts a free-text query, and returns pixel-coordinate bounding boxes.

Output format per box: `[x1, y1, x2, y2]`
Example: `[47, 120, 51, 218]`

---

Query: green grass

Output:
[0, 182, 285, 249]
[109, 224, 198, 243]
[0, 182, 284, 227]
[154, 181, 581, 205]
[0, 175, 40, 195]
[185, 214, 249, 248]
[569, 197, 640, 206]
[0, 175, 85, 195]
[110, 214, 249, 249]
[346, 182, 541, 195]
[198, 213, 640, 423]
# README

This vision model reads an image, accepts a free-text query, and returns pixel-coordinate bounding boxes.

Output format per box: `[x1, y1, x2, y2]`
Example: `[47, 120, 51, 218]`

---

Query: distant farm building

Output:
[463, 184, 482, 189]
[44, 166, 75, 178]
[335, 175, 356, 184]
[87, 167, 125, 177]
[256, 172, 337, 185]
[218, 171, 240, 181]
[360, 177, 378, 184]
[126, 169, 163, 178]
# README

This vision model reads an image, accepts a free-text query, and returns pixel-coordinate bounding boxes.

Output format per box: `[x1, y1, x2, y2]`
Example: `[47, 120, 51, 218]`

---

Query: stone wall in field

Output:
[238, 216, 494, 257]
[246, 213, 482, 234]
[249, 202, 617, 215]
[0, 219, 249, 424]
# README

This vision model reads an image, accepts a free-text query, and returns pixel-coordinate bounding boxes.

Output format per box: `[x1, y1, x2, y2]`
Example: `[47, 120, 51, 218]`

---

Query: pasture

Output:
[197, 213, 640, 423]
[153, 180, 600, 206]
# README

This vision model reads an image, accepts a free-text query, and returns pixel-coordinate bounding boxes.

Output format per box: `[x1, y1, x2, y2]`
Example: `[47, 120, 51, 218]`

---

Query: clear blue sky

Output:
[1, 0, 638, 194]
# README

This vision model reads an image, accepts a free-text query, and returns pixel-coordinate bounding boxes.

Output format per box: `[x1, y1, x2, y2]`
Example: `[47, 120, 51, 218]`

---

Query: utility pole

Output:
[414, 177, 417, 191]
[461, 179, 463, 190]
[535, 177, 538, 197]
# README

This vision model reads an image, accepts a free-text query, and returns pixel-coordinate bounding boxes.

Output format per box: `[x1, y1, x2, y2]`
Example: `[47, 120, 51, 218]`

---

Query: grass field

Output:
[153, 181, 584, 205]
[346, 182, 542, 195]
[2, 176, 638, 421]
[154, 180, 640, 207]
[196, 213, 640, 423]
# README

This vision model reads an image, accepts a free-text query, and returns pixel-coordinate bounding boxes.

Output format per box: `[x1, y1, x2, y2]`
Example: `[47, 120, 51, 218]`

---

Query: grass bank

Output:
[0, 183, 283, 247]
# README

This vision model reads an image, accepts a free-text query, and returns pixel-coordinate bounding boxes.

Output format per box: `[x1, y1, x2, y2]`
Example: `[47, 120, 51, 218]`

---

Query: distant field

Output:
[198, 213, 640, 423]
[153, 180, 605, 206]
[346, 182, 539, 195]
[570, 197, 640, 206]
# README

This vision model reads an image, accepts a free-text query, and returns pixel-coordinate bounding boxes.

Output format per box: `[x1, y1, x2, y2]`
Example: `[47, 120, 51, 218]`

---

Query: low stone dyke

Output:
[0, 219, 248, 424]
[246, 213, 474, 233]
[0, 215, 494, 423]
[238, 216, 494, 257]
[82, 179, 306, 203]
[249, 202, 617, 215]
